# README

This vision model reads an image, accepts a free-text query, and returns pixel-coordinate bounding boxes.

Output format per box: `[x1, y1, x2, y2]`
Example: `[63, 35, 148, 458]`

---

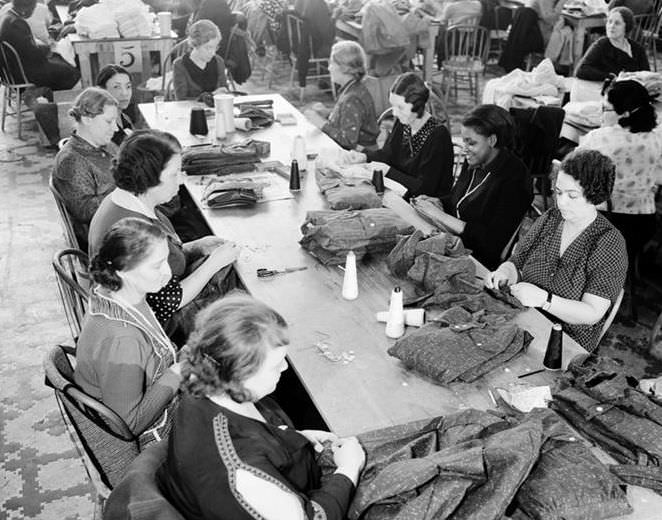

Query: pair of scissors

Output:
[257, 266, 308, 278]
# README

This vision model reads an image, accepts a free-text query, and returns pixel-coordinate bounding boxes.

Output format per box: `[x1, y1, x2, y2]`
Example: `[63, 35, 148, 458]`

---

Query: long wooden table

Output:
[140, 95, 661, 519]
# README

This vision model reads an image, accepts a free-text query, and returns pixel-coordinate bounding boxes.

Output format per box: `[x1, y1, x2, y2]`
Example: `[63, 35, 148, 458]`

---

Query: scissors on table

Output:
[257, 266, 308, 278]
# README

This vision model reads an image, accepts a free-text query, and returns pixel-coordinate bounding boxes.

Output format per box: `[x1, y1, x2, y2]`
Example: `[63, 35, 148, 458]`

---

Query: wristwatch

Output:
[541, 291, 553, 311]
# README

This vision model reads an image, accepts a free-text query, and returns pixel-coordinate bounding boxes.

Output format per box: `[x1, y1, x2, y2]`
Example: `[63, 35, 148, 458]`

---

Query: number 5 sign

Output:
[113, 41, 143, 73]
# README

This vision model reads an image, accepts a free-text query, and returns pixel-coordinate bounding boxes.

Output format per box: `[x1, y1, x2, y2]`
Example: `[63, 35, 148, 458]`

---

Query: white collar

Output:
[110, 188, 157, 219]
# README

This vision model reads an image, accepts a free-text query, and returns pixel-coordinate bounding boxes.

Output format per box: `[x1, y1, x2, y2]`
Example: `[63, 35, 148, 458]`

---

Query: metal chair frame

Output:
[438, 24, 488, 104]
[0, 41, 36, 139]
[52, 249, 90, 341]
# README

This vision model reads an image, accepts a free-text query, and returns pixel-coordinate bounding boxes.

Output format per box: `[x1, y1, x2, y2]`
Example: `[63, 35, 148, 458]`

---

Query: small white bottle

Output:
[341, 251, 358, 300]
[385, 287, 405, 338]
[214, 94, 226, 140]
[292, 135, 307, 171]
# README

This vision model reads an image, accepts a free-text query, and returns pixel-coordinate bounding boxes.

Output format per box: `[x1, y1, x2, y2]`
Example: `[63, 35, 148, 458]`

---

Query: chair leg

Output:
[16, 88, 22, 140]
[299, 86, 304, 103]
[1, 87, 7, 132]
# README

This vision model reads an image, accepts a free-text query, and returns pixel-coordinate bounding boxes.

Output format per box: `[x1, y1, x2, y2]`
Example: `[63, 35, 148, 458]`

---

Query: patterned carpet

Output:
[1, 54, 660, 519]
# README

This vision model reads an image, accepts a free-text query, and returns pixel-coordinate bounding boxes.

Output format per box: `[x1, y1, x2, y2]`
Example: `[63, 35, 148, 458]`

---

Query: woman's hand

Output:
[343, 150, 367, 165]
[332, 437, 366, 484]
[299, 429, 339, 452]
[206, 241, 240, 271]
[484, 262, 518, 290]
[639, 377, 662, 397]
[510, 282, 548, 308]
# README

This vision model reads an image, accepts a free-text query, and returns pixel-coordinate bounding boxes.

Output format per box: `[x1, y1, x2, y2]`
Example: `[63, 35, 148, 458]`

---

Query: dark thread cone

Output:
[189, 108, 208, 136]
[372, 169, 385, 193]
[543, 323, 563, 370]
[289, 159, 301, 191]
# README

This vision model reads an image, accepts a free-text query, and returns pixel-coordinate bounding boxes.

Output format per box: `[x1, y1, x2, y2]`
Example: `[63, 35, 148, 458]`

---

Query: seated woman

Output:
[88, 129, 239, 332]
[427, 104, 532, 270]
[305, 41, 379, 151]
[157, 293, 365, 520]
[173, 19, 228, 101]
[52, 87, 119, 249]
[575, 7, 649, 81]
[96, 64, 146, 146]
[74, 217, 181, 446]
[348, 72, 454, 201]
[579, 79, 661, 260]
[486, 149, 628, 352]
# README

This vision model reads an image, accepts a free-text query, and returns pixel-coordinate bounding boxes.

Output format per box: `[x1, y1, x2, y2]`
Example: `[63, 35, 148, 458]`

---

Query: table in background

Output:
[562, 11, 606, 73]
[140, 95, 661, 520]
[70, 34, 175, 87]
[335, 17, 440, 81]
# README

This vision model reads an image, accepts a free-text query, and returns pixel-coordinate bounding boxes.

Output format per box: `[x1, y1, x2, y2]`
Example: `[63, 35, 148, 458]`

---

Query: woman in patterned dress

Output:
[158, 293, 366, 520]
[486, 149, 628, 352]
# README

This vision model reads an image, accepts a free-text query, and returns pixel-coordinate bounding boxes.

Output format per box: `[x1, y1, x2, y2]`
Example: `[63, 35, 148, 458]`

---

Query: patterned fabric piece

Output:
[579, 125, 662, 214]
[299, 209, 415, 265]
[146, 276, 184, 325]
[401, 117, 439, 158]
[315, 167, 382, 210]
[510, 209, 627, 351]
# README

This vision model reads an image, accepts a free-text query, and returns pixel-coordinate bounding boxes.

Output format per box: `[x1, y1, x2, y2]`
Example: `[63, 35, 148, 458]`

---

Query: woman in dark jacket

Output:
[433, 104, 532, 269]
[575, 7, 649, 81]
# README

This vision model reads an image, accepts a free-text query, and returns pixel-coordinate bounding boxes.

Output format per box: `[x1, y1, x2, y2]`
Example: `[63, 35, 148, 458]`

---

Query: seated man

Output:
[0, 0, 80, 146]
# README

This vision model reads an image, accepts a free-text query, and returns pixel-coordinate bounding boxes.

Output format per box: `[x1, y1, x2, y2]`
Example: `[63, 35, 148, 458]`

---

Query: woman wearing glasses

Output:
[173, 19, 228, 100]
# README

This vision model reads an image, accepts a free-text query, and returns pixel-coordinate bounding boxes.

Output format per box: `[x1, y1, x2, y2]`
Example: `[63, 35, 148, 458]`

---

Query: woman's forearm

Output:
[434, 211, 466, 235]
[546, 294, 607, 325]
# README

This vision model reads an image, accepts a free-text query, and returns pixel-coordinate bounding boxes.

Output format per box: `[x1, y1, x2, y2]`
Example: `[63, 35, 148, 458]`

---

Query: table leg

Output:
[572, 20, 587, 75]
[424, 24, 439, 81]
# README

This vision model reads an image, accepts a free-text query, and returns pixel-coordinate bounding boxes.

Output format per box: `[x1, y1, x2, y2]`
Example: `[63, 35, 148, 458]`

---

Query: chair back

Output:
[49, 176, 81, 250]
[286, 13, 313, 61]
[104, 441, 185, 520]
[43, 345, 140, 490]
[500, 219, 523, 262]
[162, 39, 191, 100]
[599, 288, 624, 344]
[0, 41, 32, 87]
[52, 248, 90, 341]
[631, 2, 662, 45]
[444, 24, 489, 67]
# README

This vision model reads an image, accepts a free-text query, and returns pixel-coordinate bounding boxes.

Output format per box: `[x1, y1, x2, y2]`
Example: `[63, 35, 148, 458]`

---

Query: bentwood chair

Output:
[438, 24, 488, 104]
[43, 345, 140, 519]
[0, 41, 36, 139]
[49, 175, 80, 250]
[632, 1, 662, 72]
[52, 249, 90, 341]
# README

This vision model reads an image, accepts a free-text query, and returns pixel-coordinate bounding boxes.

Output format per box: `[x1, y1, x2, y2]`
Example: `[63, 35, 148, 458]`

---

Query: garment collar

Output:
[110, 188, 158, 219]
[68, 132, 116, 156]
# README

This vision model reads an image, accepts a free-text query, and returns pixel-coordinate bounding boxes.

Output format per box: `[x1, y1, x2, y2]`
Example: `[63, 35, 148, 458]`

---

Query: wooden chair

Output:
[161, 39, 191, 101]
[49, 176, 80, 250]
[632, 2, 662, 72]
[598, 288, 624, 344]
[52, 249, 90, 341]
[285, 12, 335, 103]
[486, 5, 514, 68]
[0, 41, 36, 139]
[438, 24, 488, 104]
[43, 345, 140, 518]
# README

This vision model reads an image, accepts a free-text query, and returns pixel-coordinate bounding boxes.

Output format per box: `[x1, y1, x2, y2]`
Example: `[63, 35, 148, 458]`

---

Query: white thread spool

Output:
[291, 135, 307, 171]
[215, 94, 234, 133]
[341, 251, 358, 300]
[157, 12, 172, 37]
[376, 308, 424, 327]
[213, 94, 226, 139]
[385, 287, 405, 338]
[233, 117, 252, 131]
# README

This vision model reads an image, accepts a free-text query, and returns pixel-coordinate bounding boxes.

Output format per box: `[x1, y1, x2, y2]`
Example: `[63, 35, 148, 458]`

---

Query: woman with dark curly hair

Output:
[486, 149, 628, 351]
[428, 104, 532, 270]
[157, 293, 365, 520]
[578, 79, 662, 276]
[347, 72, 454, 201]
[74, 218, 180, 445]
[88, 129, 239, 333]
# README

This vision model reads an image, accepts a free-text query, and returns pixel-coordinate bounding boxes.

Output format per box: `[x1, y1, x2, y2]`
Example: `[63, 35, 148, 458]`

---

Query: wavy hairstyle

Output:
[560, 149, 615, 205]
[90, 217, 166, 291]
[112, 129, 182, 195]
[188, 19, 221, 48]
[461, 104, 515, 150]
[181, 292, 289, 403]
[330, 41, 368, 82]
[68, 87, 118, 123]
[390, 72, 430, 117]
[602, 79, 657, 133]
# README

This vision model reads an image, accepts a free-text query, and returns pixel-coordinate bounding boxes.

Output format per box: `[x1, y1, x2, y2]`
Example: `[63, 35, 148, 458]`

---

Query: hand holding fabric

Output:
[485, 261, 518, 290]
[299, 429, 339, 452]
[510, 282, 547, 308]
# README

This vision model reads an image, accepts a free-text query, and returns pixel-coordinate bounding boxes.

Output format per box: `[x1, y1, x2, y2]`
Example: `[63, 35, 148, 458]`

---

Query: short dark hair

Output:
[560, 149, 615, 205]
[609, 6, 634, 34]
[95, 64, 131, 89]
[12, 0, 36, 16]
[462, 104, 515, 150]
[603, 79, 657, 133]
[181, 293, 289, 402]
[390, 72, 429, 118]
[90, 218, 166, 291]
[113, 130, 182, 195]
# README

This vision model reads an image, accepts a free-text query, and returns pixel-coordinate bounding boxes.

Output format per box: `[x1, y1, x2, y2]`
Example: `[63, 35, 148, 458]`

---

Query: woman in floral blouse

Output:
[578, 79, 661, 270]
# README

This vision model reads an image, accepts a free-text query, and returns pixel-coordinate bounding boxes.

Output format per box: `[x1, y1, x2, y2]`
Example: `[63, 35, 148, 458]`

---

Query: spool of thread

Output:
[289, 159, 301, 191]
[372, 169, 385, 194]
[376, 308, 424, 327]
[292, 135, 307, 171]
[213, 94, 226, 139]
[157, 11, 172, 37]
[341, 251, 358, 300]
[189, 107, 208, 136]
[385, 287, 405, 338]
[215, 94, 234, 133]
[543, 323, 563, 370]
[233, 117, 252, 131]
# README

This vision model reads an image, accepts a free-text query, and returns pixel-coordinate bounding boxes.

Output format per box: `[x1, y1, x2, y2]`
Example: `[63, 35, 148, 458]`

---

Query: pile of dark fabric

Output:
[201, 180, 260, 208]
[315, 167, 382, 210]
[552, 354, 662, 494]
[299, 209, 414, 265]
[341, 407, 631, 520]
[182, 142, 262, 176]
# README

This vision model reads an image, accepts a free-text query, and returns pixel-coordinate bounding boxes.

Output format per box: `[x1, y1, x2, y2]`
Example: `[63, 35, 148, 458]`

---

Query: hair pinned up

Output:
[602, 79, 657, 133]
[68, 87, 118, 122]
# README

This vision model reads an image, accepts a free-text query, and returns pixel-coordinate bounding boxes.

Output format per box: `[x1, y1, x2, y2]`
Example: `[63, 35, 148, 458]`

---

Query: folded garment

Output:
[237, 105, 274, 128]
[182, 142, 260, 176]
[388, 315, 531, 384]
[202, 180, 260, 208]
[387, 229, 426, 278]
[315, 167, 382, 210]
[388, 230, 469, 279]
[407, 252, 479, 296]
[299, 208, 414, 265]
[610, 464, 662, 495]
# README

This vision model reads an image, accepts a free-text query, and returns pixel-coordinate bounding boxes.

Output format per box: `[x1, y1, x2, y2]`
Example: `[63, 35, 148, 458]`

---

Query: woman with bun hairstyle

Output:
[74, 218, 181, 445]
[51, 87, 120, 249]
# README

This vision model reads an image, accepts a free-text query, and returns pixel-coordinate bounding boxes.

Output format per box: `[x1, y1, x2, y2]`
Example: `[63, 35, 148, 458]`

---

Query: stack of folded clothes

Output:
[201, 180, 261, 208]
[315, 167, 382, 210]
[182, 142, 262, 176]
[299, 208, 414, 265]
